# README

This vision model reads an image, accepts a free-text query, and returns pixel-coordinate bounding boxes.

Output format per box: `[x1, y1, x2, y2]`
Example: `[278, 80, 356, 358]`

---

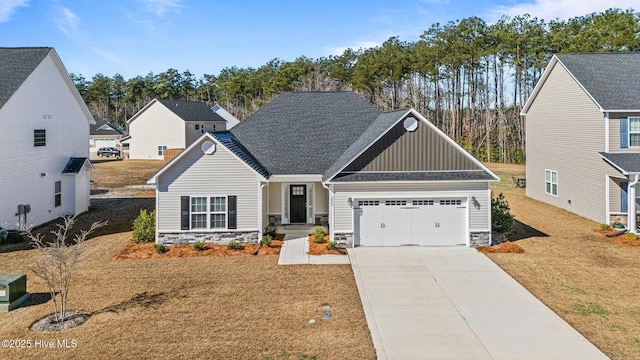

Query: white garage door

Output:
[355, 198, 467, 246]
[94, 138, 117, 148]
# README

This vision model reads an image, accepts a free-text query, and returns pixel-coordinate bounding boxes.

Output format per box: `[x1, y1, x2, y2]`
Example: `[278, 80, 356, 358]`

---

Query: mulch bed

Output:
[30, 310, 91, 332]
[307, 234, 347, 255]
[594, 228, 640, 247]
[477, 241, 524, 254]
[113, 234, 285, 259]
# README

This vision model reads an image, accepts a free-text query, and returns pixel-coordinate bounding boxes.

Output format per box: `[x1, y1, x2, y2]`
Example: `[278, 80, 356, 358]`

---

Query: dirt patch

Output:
[30, 310, 90, 332]
[308, 234, 347, 255]
[477, 241, 525, 254]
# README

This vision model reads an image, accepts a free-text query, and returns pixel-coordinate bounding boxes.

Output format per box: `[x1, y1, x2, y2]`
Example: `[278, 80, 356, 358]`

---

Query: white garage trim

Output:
[353, 196, 470, 247]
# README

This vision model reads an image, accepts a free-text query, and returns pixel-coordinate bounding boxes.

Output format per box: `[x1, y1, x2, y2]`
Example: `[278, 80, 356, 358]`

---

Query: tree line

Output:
[72, 8, 640, 163]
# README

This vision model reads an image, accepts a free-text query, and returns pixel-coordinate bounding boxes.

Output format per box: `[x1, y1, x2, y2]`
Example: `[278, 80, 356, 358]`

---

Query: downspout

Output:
[321, 182, 334, 243]
[629, 174, 638, 234]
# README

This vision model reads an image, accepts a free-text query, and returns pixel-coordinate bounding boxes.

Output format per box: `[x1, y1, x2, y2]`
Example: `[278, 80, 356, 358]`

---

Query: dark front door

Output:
[290, 185, 307, 223]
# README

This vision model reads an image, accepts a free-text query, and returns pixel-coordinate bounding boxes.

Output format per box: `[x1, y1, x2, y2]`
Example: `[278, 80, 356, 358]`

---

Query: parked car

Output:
[97, 147, 121, 157]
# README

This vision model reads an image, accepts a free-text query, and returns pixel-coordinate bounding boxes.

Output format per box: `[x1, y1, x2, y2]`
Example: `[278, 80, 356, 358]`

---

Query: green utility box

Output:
[0, 274, 29, 312]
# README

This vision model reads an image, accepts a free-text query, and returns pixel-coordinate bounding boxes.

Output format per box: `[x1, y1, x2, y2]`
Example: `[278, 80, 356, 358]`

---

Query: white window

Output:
[630, 117, 640, 147]
[34, 129, 46, 147]
[54, 181, 61, 207]
[191, 197, 207, 229]
[210, 196, 226, 228]
[545, 170, 558, 196]
[158, 145, 167, 156]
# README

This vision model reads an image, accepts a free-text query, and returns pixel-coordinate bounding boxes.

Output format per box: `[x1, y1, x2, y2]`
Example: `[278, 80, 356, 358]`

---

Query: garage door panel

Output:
[437, 201, 467, 245]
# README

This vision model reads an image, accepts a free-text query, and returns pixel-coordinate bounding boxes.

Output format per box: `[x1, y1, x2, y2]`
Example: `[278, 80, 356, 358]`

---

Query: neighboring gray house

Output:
[126, 99, 227, 159]
[148, 92, 499, 247]
[523, 53, 640, 230]
[90, 117, 127, 155]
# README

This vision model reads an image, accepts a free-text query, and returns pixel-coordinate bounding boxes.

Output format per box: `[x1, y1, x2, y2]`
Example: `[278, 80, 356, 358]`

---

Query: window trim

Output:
[54, 181, 61, 207]
[157, 145, 167, 156]
[545, 169, 558, 197]
[188, 195, 229, 230]
[629, 117, 640, 147]
[34, 129, 46, 147]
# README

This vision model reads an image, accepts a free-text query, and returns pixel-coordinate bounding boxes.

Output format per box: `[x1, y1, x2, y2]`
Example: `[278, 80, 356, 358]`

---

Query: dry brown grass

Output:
[486, 163, 640, 360]
[0, 232, 375, 359]
[91, 159, 167, 191]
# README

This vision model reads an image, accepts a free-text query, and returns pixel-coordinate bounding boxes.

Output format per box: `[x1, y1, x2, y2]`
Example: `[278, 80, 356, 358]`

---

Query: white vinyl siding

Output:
[156, 137, 261, 232]
[128, 103, 186, 159]
[0, 52, 92, 228]
[332, 182, 490, 233]
[526, 60, 610, 223]
[545, 170, 558, 196]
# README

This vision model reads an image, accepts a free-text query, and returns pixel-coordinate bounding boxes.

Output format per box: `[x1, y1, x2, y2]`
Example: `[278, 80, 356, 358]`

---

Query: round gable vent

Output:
[201, 141, 216, 155]
[404, 117, 418, 132]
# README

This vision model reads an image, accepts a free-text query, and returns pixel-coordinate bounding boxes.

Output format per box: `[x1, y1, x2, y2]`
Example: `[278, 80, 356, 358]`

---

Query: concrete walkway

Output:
[349, 247, 610, 360]
[277, 234, 350, 265]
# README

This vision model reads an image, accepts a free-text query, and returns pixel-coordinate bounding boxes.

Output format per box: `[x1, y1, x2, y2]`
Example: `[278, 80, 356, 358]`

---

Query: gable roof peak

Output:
[0, 47, 53, 109]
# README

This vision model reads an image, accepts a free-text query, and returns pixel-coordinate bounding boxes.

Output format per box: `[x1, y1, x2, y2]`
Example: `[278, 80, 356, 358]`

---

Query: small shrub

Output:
[264, 223, 278, 238]
[153, 243, 167, 253]
[132, 209, 156, 243]
[326, 241, 337, 251]
[261, 234, 273, 248]
[313, 226, 326, 243]
[193, 241, 206, 251]
[227, 240, 244, 250]
[600, 223, 611, 231]
[491, 192, 514, 236]
[625, 232, 638, 241]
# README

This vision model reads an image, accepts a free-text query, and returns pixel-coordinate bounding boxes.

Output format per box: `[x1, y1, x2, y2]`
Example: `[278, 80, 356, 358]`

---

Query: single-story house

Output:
[148, 92, 499, 247]
[522, 53, 640, 231]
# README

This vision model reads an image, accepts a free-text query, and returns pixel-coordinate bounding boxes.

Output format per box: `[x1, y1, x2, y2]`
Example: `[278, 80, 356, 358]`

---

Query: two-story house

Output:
[0, 47, 94, 228]
[125, 99, 227, 159]
[523, 53, 640, 231]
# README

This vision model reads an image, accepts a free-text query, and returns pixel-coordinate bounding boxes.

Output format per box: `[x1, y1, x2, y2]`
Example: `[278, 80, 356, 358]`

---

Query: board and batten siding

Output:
[332, 182, 490, 233]
[526, 61, 611, 223]
[128, 103, 186, 159]
[266, 182, 329, 215]
[0, 53, 91, 227]
[608, 112, 640, 152]
[156, 138, 262, 231]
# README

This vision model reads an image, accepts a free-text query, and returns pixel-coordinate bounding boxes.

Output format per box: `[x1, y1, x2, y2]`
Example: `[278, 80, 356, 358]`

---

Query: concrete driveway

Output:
[349, 247, 610, 360]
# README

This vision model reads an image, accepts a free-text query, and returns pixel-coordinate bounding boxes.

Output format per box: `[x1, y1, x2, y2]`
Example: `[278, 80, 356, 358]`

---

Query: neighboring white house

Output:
[0, 47, 94, 229]
[90, 117, 127, 157]
[125, 99, 227, 159]
[148, 92, 499, 247]
[212, 104, 241, 129]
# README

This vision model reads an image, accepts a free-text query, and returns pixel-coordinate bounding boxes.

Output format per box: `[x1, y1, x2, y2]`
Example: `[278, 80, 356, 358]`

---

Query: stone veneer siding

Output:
[333, 233, 353, 247]
[157, 231, 259, 245]
[267, 213, 329, 227]
[471, 231, 491, 247]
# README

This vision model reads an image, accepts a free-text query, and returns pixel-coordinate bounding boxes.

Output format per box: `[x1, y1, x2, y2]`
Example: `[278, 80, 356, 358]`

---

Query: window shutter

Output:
[181, 196, 190, 230]
[621, 118, 629, 148]
[282, 184, 290, 224]
[306, 183, 314, 224]
[621, 182, 628, 213]
[228, 195, 237, 229]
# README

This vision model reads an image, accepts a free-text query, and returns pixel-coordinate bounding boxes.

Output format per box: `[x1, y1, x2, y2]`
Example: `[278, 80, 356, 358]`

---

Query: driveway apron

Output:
[349, 247, 610, 360]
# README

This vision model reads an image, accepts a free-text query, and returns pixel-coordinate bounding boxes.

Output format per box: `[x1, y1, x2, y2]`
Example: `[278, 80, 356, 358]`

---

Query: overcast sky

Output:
[2, 0, 639, 79]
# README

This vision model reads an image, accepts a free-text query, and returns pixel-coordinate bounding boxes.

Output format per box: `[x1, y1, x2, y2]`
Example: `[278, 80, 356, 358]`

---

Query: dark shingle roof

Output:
[211, 132, 270, 178]
[91, 117, 126, 136]
[599, 152, 640, 174]
[331, 171, 496, 182]
[231, 92, 382, 175]
[62, 157, 89, 174]
[0, 47, 52, 108]
[323, 108, 409, 179]
[557, 53, 640, 110]
[158, 99, 227, 122]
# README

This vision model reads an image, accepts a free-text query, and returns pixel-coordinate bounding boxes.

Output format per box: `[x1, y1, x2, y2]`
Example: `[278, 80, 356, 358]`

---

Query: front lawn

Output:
[0, 233, 375, 359]
[487, 163, 640, 360]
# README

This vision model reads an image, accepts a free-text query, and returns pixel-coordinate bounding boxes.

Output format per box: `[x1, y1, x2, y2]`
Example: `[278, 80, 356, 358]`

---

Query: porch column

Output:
[629, 174, 638, 233]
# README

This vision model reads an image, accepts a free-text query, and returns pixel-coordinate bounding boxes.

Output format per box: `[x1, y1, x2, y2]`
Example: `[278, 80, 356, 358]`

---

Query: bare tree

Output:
[27, 216, 106, 324]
